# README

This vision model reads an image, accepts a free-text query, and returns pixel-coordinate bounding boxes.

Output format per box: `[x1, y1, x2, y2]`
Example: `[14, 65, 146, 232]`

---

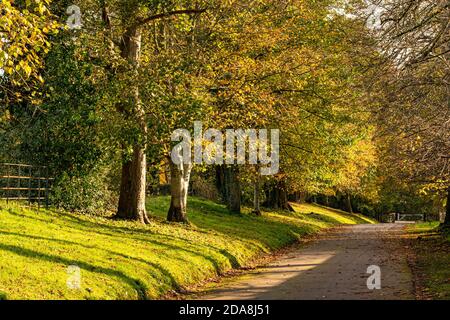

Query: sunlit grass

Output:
[0, 197, 375, 300]
[291, 202, 378, 225]
[408, 222, 441, 235]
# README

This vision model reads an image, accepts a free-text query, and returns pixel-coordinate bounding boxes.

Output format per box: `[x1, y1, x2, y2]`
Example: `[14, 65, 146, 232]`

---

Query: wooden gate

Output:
[0, 163, 52, 209]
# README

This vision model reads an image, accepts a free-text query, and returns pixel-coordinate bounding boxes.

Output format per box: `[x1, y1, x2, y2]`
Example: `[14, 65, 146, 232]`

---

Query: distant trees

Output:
[370, 0, 449, 224]
[268, 7, 380, 213]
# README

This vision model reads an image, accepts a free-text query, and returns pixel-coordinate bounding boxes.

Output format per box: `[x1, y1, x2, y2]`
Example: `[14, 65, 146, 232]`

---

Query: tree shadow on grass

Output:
[24, 208, 253, 271]
[0, 228, 228, 284]
[218, 249, 240, 268]
[4, 209, 238, 276]
[10, 201, 301, 255]
[0, 243, 154, 299]
[51, 204, 311, 268]
[3, 200, 315, 280]
[311, 204, 374, 224]
[303, 213, 343, 225]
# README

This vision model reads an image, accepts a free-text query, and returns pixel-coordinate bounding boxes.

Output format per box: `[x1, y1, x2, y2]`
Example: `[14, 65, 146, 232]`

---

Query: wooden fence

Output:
[0, 163, 53, 209]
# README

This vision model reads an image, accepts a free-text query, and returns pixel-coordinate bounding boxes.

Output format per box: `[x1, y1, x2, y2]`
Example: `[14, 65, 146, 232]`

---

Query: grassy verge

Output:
[407, 222, 450, 300]
[0, 196, 375, 300]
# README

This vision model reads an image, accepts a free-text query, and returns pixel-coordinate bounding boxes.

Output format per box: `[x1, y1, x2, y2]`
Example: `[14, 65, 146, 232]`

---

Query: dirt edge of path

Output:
[405, 236, 428, 300]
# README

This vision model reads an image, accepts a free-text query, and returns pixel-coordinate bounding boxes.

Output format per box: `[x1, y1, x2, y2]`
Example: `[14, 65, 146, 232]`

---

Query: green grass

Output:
[407, 222, 450, 300]
[291, 202, 377, 225]
[0, 197, 375, 300]
[408, 222, 441, 235]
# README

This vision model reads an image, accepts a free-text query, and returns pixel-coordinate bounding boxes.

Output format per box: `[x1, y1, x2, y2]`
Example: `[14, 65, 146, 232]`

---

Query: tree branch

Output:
[132, 9, 207, 29]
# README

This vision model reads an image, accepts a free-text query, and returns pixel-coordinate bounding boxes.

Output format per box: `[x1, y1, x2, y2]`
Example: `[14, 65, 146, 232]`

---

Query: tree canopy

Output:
[1, 0, 448, 225]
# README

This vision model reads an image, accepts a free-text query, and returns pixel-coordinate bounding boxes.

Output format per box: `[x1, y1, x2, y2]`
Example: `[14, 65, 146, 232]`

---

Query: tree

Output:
[266, 4, 380, 210]
[370, 0, 450, 225]
[62, 0, 209, 223]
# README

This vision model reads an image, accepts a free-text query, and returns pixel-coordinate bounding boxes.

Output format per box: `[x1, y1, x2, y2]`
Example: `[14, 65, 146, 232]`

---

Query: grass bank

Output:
[407, 222, 450, 300]
[0, 196, 376, 300]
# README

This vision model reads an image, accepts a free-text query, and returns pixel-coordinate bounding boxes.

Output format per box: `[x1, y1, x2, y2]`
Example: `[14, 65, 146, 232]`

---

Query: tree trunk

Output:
[117, 145, 149, 223]
[167, 161, 192, 223]
[346, 193, 353, 214]
[298, 191, 307, 203]
[215, 165, 227, 202]
[443, 186, 450, 228]
[216, 165, 241, 214]
[226, 166, 241, 214]
[118, 161, 131, 215]
[279, 187, 294, 211]
[263, 182, 294, 212]
[253, 173, 261, 216]
[116, 27, 150, 223]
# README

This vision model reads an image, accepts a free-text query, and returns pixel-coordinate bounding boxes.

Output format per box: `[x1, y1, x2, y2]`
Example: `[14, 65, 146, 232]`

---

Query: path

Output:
[199, 224, 414, 300]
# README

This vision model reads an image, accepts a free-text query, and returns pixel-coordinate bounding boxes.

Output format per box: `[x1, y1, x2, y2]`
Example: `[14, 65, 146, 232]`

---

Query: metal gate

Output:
[0, 163, 52, 209]
[396, 213, 425, 222]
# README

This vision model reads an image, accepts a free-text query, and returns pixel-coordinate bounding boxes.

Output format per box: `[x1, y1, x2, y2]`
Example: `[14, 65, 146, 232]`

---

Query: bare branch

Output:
[132, 9, 207, 29]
